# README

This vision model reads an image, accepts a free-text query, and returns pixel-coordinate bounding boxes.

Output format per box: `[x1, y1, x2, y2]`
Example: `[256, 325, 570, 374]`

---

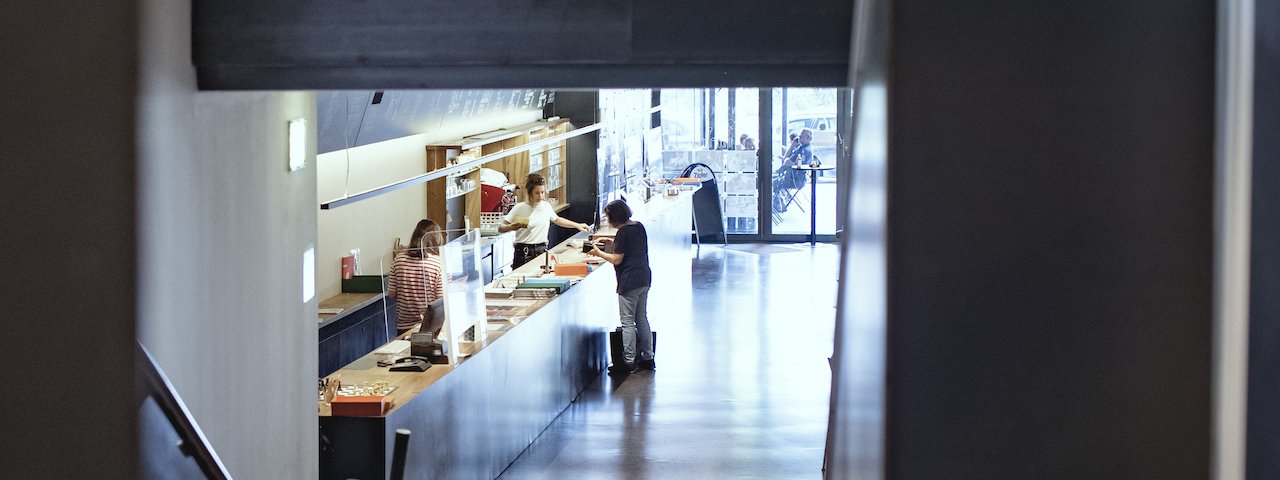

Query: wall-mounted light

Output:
[288, 117, 307, 172]
[303, 246, 315, 303]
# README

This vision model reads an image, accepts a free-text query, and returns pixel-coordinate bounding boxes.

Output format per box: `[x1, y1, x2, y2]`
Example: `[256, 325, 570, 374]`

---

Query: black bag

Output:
[609, 327, 657, 367]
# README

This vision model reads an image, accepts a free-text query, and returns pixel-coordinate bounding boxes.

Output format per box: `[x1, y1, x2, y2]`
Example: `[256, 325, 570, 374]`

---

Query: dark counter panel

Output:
[319, 267, 613, 480]
[318, 299, 394, 378]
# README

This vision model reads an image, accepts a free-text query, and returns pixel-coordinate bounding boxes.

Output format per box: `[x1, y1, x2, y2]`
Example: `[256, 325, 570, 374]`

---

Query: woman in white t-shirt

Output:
[499, 173, 591, 268]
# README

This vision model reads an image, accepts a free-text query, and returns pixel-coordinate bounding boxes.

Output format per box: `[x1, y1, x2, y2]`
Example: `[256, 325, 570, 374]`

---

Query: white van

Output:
[782, 114, 837, 167]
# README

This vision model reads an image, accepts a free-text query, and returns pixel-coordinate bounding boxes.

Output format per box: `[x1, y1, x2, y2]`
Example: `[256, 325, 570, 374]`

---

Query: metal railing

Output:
[136, 340, 232, 480]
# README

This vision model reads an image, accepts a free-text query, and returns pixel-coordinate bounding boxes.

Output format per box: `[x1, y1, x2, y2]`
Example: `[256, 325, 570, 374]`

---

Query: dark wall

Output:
[822, 0, 890, 475]
[193, 0, 851, 89]
[551, 91, 602, 227]
[1249, 0, 1280, 477]
[886, 1, 1215, 478]
[0, 1, 138, 478]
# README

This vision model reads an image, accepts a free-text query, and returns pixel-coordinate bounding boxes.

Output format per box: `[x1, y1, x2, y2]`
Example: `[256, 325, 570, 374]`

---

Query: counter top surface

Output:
[596, 187, 698, 235]
[317, 292, 385, 329]
[318, 191, 695, 417]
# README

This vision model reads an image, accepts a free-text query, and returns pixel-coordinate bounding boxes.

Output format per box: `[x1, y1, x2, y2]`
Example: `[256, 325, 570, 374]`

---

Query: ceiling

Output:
[193, 0, 854, 89]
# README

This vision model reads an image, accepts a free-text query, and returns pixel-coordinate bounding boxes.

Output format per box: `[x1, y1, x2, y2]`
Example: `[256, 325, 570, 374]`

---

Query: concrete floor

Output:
[498, 243, 839, 479]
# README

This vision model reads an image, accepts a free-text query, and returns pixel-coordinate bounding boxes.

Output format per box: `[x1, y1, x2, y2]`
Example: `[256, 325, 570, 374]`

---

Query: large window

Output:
[659, 88, 761, 235]
[596, 89, 653, 222]
[770, 88, 838, 237]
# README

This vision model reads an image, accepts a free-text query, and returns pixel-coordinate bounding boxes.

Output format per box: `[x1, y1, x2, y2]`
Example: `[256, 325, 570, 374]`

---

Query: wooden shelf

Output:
[426, 119, 573, 236]
[449, 165, 480, 178]
[446, 183, 477, 200]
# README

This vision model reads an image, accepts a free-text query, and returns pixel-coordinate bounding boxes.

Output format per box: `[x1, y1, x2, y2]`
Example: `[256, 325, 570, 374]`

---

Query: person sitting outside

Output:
[772, 129, 814, 212]
[782, 132, 800, 158]
[783, 128, 815, 168]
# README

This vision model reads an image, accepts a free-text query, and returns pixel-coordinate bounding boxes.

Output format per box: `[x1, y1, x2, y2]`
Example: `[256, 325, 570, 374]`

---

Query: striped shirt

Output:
[387, 253, 445, 331]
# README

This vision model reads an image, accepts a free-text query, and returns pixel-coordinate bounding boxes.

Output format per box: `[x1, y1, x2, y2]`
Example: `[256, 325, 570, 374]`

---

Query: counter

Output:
[596, 188, 698, 300]
[318, 292, 393, 377]
[317, 292, 385, 330]
[318, 190, 694, 480]
[316, 233, 516, 377]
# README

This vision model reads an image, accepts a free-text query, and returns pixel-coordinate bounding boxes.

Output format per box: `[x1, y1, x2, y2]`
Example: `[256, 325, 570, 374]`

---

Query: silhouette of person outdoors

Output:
[772, 129, 814, 212]
[782, 132, 800, 158]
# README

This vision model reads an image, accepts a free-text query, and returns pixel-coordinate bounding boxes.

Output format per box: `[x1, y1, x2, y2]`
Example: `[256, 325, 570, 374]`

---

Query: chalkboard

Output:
[681, 163, 726, 243]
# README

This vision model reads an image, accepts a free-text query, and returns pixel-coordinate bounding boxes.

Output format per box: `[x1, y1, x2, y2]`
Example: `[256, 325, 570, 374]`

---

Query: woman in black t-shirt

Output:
[588, 200, 655, 373]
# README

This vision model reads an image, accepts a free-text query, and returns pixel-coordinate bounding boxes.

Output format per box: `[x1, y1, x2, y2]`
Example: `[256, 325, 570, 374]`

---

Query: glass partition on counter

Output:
[376, 228, 486, 365]
[438, 229, 487, 363]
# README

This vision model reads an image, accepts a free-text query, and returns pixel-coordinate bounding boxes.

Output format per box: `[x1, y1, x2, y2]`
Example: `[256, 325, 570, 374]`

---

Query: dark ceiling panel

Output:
[194, 0, 632, 65]
[193, 0, 852, 89]
[315, 90, 548, 154]
[631, 0, 852, 63]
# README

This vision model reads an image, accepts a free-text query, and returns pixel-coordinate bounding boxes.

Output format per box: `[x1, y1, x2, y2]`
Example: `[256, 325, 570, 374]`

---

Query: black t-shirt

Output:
[611, 222, 652, 294]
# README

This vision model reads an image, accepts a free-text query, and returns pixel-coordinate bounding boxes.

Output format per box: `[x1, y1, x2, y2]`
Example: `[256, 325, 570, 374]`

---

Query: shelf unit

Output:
[426, 119, 571, 237]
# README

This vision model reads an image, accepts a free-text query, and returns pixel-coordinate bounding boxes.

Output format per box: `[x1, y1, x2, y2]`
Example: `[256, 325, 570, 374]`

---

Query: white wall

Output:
[135, 0, 318, 477]
[316, 111, 543, 300]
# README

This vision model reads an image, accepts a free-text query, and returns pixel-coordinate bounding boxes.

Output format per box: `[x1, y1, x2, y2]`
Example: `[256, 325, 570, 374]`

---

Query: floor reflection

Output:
[498, 243, 839, 479]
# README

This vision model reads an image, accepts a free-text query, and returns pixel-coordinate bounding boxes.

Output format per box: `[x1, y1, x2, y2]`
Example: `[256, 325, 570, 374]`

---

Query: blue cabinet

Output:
[318, 296, 395, 377]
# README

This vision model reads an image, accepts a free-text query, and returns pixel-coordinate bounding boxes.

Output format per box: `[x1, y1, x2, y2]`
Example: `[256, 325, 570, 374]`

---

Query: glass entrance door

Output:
[765, 88, 843, 242]
[657, 87, 848, 243]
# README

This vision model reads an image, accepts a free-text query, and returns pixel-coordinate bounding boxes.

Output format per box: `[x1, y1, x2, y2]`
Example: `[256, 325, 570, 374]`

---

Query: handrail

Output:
[137, 340, 233, 480]
[320, 106, 661, 210]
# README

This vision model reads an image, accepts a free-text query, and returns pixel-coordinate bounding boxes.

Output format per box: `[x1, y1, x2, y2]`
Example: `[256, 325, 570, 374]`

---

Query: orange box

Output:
[554, 263, 590, 276]
[330, 395, 390, 417]
[672, 177, 701, 185]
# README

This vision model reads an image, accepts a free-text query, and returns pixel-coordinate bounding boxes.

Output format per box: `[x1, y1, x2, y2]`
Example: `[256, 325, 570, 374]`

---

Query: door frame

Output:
[746, 87, 850, 244]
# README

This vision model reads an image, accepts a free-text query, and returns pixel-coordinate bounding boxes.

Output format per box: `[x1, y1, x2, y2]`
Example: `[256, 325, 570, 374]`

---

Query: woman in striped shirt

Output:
[388, 219, 446, 335]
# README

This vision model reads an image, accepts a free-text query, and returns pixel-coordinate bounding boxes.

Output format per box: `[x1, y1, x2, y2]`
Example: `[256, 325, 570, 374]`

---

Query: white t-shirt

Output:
[503, 201, 559, 244]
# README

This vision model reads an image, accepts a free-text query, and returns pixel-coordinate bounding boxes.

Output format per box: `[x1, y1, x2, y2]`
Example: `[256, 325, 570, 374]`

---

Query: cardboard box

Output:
[554, 263, 590, 276]
[330, 395, 391, 417]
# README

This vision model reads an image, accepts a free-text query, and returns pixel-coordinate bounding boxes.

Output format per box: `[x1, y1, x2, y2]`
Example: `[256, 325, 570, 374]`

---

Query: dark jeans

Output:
[513, 242, 547, 269]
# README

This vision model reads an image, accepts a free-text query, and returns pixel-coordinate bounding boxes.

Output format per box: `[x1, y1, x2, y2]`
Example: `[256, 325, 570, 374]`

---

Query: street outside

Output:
[772, 173, 838, 236]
